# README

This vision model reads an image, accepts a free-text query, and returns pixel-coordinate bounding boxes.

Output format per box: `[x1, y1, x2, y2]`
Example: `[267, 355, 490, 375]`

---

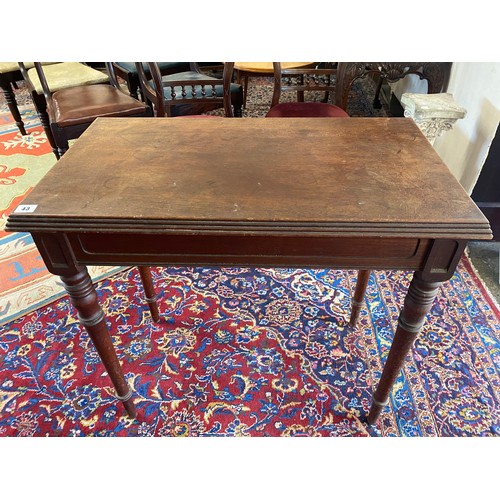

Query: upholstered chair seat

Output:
[0, 62, 58, 73]
[49, 84, 150, 127]
[26, 62, 109, 94]
[0, 62, 34, 73]
[116, 61, 191, 75]
[266, 101, 349, 118]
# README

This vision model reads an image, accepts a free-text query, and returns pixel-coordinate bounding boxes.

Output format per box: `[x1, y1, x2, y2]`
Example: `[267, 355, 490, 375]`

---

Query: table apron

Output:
[57, 232, 434, 270]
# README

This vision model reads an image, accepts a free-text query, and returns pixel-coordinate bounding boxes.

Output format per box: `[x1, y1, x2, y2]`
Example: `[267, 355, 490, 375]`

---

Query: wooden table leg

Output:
[60, 267, 137, 418]
[138, 266, 160, 322]
[367, 271, 441, 425]
[349, 269, 371, 328]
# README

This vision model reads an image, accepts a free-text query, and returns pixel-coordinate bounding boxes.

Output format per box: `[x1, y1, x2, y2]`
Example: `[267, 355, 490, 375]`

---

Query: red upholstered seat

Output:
[267, 63, 350, 120]
[266, 101, 349, 118]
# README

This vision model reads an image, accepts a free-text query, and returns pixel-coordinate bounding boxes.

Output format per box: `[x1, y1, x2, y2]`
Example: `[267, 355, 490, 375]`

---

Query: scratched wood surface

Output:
[7, 117, 491, 240]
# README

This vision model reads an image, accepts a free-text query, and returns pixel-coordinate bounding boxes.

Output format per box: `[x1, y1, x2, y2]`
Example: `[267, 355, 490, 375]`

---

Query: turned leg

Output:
[373, 76, 384, 109]
[349, 269, 371, 328]
[60, 267, 137, 418]
[1, 82, 27, 135]
[32, 94, 60, 159]
[55, 129, 70, 157]
[128, 82, 140, 100]
[38, 107, 59, 159]
[138, 266, 160, 322]
[367, 272, 441, 424]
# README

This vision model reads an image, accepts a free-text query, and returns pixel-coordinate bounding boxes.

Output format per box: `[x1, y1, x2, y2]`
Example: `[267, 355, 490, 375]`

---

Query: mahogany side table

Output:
[6, 117, 491, 424]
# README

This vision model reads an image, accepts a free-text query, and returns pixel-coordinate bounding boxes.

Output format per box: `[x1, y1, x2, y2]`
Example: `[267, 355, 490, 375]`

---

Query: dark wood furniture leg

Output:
[0, 79, 27, 135]
[60, 267, 137, 418]
[349, 269, 371, 327]
[138, 266, 160, 322]
[243, 75, 249, 108]
[32, 93, 60, 159]
[367, 271, 441, 424]
[373, 76, 385, 109]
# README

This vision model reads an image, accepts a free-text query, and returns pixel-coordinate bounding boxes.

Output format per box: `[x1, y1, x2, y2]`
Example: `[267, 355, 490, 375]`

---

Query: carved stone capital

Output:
[403, 116, 457, 142]
[401, 92, 466, 144]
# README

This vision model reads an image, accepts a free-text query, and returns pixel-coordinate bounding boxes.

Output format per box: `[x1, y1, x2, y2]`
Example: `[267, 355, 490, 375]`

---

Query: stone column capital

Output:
[401, 92, 467, 144]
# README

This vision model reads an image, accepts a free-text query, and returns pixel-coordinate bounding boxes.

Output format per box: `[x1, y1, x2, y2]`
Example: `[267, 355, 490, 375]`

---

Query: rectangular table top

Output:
[7, 117, 491, 240]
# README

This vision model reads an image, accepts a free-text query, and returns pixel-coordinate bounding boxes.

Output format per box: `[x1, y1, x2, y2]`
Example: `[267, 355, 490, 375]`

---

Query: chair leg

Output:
[232, 88, 244, 117]
[138, 266, 160, 322]
[349, 270, 371, 328]
[52, 125, 70, 157]
[33, 95, 59, 159]
[373, 77, 384, 109]
[243, 75, 249, 108]
[58, 145, 69, 157]
[0, 81, 27, 135]
[127, 75, 140, 100]
[234, 105, 243, 117]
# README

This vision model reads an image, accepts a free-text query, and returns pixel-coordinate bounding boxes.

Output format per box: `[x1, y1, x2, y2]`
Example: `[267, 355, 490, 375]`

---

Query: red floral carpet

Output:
[1, 258, 499, 437]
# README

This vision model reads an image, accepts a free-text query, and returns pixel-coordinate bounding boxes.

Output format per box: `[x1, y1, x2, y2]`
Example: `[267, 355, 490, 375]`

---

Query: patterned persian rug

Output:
[1, 257, 499, 437]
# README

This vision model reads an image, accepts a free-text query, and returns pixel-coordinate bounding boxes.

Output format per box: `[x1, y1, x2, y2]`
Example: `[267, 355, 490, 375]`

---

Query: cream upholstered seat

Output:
[26, 62, 109, 94]
[0, 62, 57, 73]
[0, 62, 34, 73]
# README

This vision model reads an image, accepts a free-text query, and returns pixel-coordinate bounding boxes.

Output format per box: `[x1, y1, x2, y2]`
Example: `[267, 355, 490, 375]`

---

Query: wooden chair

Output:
[135, 62, 243, 117]
[234, 62, 316, 108]
[266, 62, 349, 117]
[19, 62, 152, 158]
[0, 62, 31, 135]
[19, 62, 159, 322]
[112, 62, 192, 99]
[265, 62, 369, 327]
[0, 62, 59, 135]
[112, 62, 224, 100]
[18, 62, 111, 158]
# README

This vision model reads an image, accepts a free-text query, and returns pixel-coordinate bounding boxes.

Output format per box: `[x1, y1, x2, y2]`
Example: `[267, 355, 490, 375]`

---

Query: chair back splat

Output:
[135, 62, 242, 118]
[266, 62, 349, 118]
[111, 62, 192, 100]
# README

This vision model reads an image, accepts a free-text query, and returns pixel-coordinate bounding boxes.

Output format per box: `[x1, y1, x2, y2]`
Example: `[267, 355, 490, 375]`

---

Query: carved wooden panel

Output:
[335, 62, 451, 110]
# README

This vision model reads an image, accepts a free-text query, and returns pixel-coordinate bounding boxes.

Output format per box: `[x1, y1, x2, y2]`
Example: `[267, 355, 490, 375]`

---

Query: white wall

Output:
[391, 63, 500, 194]
[433, 63, 500, 193]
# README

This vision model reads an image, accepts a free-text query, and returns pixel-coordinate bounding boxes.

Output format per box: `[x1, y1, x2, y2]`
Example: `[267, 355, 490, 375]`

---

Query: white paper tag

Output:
[14, 204, 38, 213]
